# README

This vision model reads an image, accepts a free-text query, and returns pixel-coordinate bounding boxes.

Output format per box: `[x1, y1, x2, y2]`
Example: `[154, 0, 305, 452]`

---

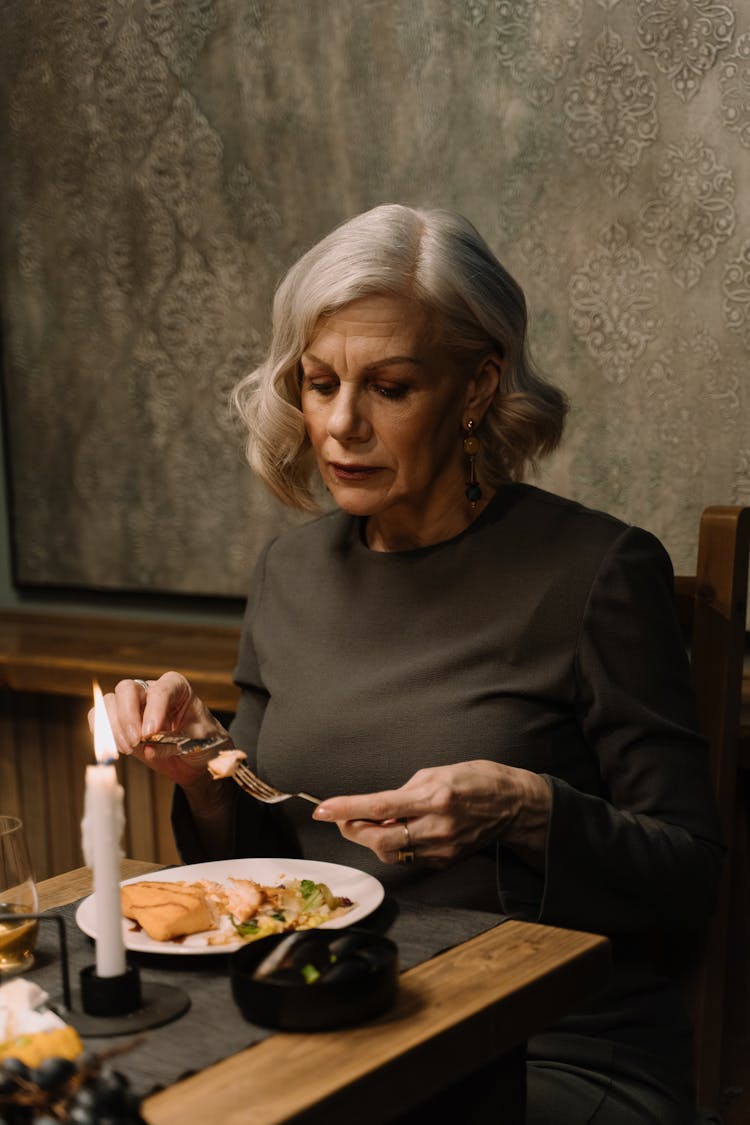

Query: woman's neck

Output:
[365, 490, 495, 552]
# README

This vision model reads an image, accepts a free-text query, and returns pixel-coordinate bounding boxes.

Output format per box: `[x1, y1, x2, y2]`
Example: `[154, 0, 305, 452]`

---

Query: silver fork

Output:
[233, 762, 320, 806]
[146, 732, 321, 806]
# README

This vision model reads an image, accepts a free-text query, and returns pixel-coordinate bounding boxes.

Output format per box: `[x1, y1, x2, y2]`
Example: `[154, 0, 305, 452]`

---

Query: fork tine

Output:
[232, 770, 286, 804]
[237, 765, 320, 805]
[232, 775, 259, 801]
[234, 763, 272, 791]
[230, 768, 321, 806]
[231, 772, 260, 799]
[235, 764, 283, 799]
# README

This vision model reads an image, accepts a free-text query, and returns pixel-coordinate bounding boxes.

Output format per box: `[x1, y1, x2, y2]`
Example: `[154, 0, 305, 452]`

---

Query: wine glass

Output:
[0, 816, 39, 975]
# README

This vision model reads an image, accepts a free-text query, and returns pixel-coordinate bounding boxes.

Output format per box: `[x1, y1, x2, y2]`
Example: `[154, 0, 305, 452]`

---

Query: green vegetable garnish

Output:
[271, 912, 286, 922]
[300, 880, 329, 911]
[230, 914, 260, 937]
[301, 962, 320, 984]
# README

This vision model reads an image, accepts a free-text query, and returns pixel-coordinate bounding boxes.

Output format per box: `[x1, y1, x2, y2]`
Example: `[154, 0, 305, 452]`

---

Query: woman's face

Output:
[300, 295, 493, 547]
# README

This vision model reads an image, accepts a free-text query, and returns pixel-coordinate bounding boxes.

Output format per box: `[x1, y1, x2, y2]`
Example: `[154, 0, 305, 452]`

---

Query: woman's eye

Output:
[307, 381, 337, 396]
[373, 384, 408, 400]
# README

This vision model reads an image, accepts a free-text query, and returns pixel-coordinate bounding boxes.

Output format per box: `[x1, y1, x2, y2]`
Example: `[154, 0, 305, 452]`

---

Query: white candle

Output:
[81, 684, 127, 978]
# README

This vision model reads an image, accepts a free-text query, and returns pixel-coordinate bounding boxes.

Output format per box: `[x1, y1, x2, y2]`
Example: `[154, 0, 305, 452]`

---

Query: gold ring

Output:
[401, 821, 411, 848]
[397, 848, 415, 865]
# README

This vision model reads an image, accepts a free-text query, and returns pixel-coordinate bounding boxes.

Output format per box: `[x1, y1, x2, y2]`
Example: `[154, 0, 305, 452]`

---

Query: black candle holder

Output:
[0, 913, 190, 1037]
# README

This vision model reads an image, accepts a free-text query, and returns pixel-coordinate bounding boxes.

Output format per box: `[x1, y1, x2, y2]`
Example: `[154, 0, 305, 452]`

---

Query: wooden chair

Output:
[673, 506, 750, 1113]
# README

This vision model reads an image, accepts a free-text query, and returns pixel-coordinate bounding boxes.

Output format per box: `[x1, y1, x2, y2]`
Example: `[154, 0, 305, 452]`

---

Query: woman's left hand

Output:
[312, 761, 551, 867]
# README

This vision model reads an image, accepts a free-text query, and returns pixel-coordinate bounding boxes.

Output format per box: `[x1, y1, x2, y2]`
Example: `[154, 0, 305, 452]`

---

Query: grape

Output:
[0, 1059, 30, 1083]
[0, 1048, 147, 1123]
[31, 1054, 77, 1091]
[69, 1083, 97, 1110]
[0, 1072, 19, 1097]
[95, 1065, 130, 1109]
[68, 1107, 97, 1125]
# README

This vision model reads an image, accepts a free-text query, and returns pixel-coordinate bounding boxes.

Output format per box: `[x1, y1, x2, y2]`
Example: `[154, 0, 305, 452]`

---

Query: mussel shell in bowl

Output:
[230, 928, 398, 1031]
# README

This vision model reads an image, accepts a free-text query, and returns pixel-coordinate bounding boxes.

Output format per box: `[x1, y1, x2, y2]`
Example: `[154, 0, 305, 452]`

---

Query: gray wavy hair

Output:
[233, 204, 567, 510]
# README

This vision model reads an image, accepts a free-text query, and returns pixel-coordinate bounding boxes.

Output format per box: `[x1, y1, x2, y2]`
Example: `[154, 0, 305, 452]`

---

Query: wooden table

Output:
[38, 862, 611, 1125]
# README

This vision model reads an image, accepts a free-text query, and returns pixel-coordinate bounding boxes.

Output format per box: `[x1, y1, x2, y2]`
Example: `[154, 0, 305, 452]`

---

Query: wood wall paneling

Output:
[0, 688, 22, 822]
[0, 689, 179, 880]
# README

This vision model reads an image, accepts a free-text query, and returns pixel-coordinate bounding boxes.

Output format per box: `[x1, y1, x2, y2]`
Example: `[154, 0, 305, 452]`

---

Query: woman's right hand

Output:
[92, 672, 231, 791]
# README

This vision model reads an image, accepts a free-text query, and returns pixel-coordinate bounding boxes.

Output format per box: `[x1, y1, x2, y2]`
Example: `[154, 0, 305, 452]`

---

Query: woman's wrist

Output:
[182, 771, 231, 811]
[501, 768, 552, 861]
[181, 775, 235, 859]
[180, 764, 235, 827]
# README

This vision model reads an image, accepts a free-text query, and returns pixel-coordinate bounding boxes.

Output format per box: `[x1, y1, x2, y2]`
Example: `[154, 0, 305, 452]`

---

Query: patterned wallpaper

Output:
[1, 0, 749, 595]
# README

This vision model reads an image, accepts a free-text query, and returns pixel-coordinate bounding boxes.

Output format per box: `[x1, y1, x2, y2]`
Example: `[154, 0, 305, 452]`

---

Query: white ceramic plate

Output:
[75, 858, 385, 956]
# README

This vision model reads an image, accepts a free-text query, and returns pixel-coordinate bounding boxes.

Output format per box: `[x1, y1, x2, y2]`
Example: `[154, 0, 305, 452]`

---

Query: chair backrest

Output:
[673, 505, 750, 1109]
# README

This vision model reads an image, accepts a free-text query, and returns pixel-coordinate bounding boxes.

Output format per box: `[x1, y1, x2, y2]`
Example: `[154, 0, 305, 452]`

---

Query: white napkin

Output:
[0, 978, 67, 1044]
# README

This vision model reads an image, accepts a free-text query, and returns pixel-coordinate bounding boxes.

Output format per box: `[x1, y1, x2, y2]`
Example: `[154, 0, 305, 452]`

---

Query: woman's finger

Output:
[111, 678, 153, 751]
[137, 671, 189, 736]
[335, 816, 427, 865]
[91, 673, 229, 788]
[313, 788, 431, 825]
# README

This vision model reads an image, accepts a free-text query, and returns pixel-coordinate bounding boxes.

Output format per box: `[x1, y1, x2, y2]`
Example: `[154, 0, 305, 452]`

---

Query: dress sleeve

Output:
[229, 537, 277, 771]
[172, 539, 301, 862]
[514, 525, 723, 938]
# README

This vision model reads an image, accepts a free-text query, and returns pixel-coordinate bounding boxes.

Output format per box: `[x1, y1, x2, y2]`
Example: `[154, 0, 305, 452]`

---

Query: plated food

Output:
[75, 859, 385, 956]
[121, 875, 354, 946]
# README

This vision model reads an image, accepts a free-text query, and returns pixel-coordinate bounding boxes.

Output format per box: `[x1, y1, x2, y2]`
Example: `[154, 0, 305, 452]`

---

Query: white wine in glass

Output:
[0, 816, 39, 975]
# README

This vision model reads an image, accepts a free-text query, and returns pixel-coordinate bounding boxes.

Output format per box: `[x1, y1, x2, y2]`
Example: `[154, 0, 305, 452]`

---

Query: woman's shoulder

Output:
[496, 484, 672, 572]
[258, 507, 352, 565]
[506, 482, 624, 528]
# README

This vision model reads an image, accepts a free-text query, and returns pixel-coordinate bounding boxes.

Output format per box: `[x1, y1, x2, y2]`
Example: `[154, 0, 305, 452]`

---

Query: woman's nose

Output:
[326, 388, 371, 442]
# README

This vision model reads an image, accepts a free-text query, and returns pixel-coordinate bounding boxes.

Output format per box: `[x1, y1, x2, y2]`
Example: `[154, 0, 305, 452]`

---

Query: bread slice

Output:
[120, 880, 214, 942]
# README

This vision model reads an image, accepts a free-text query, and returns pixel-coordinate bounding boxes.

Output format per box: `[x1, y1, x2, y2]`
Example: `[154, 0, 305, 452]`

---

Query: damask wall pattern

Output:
[1, 0, 749, 594]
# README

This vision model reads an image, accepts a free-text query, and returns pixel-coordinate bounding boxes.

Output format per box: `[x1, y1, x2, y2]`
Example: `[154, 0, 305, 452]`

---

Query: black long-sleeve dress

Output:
[175, 483, 723, 1123]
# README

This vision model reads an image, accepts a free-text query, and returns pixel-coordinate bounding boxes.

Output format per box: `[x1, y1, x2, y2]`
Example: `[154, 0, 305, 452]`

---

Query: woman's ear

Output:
[463, 352, 502, 425]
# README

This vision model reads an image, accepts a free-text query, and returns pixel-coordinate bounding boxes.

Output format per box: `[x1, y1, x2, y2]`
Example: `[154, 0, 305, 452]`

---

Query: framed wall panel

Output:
[1, 1, 748, 595]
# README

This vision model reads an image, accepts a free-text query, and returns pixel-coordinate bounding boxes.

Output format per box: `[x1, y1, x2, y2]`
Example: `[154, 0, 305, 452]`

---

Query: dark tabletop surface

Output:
[29, 896, 505, 1098]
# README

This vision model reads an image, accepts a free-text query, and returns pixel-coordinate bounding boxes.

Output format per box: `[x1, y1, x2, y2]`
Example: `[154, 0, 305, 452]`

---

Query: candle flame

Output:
[92, 681, 118, 764]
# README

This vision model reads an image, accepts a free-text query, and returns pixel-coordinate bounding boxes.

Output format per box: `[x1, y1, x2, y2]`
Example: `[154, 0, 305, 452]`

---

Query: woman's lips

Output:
[330, 462, 381, 481]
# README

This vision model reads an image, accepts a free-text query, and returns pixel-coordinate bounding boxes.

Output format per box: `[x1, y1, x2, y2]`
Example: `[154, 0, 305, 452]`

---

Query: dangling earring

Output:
[463, 420, 482, 510]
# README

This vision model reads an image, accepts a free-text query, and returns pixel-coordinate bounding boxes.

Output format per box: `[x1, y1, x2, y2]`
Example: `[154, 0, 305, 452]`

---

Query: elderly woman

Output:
[104, 205, 722, 1124]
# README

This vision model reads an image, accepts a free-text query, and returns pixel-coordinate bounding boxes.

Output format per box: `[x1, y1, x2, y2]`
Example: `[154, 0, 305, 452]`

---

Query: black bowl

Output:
[230, 928, 399, 1031]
